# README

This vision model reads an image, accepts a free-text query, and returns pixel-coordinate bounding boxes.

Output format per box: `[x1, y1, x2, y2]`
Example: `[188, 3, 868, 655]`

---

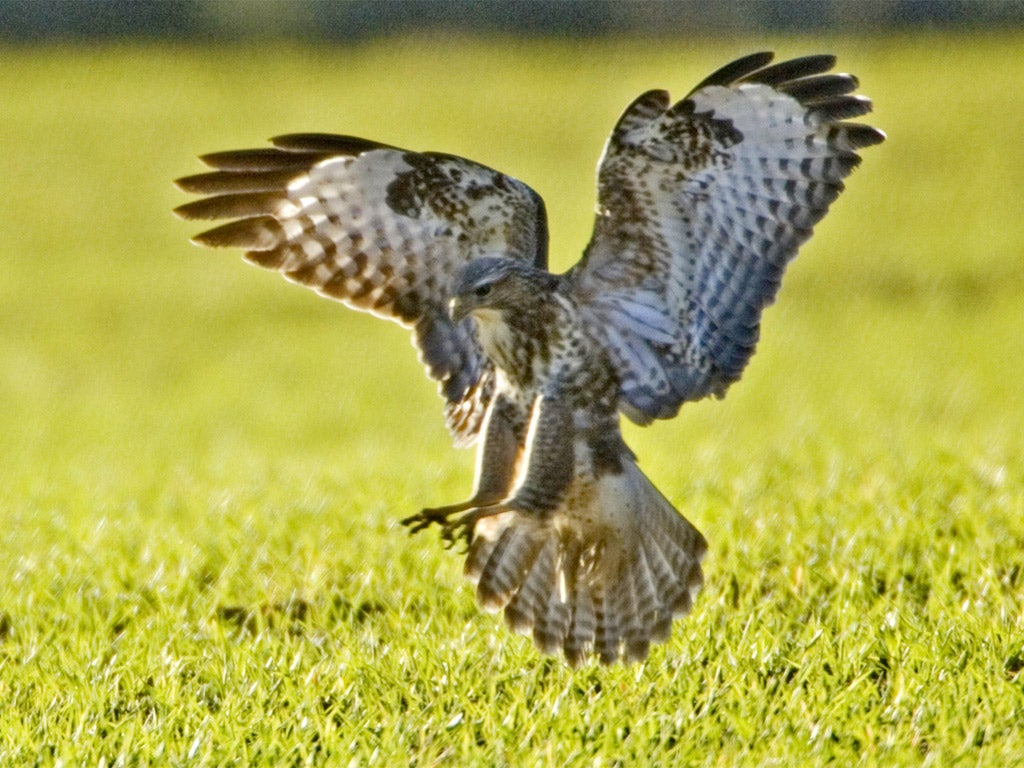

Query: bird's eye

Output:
[474, 284, 492, 298]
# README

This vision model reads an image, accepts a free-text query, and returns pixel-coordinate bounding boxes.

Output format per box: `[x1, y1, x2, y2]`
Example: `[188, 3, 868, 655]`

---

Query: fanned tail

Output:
[464, 460, 706, 665]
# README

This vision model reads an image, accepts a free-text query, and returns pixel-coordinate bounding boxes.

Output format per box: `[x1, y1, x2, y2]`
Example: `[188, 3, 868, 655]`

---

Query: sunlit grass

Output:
[1, 33, 1022, 765]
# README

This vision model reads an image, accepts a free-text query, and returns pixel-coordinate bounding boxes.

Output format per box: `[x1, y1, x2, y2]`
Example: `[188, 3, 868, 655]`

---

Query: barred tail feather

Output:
[463, 511, 514, 583]
[619, 563, 650, 663]
[475, 523, 545, 611]
[466, 459, 706, 665]
[504, 537, 558, 635]
[594, 584, 623, 665]
[564, 580, 597, 666]
[623, 543, 662, 662]
[533, 570, 571, 656]
[647, 506, 706, 617]
[641, 533, 686, 641]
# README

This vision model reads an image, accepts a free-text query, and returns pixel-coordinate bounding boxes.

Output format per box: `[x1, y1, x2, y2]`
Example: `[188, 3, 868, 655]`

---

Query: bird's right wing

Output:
[175, 135, 549, 446]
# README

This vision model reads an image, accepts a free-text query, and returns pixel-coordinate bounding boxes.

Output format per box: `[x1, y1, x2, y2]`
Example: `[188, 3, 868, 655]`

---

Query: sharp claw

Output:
[440, 517, 471, 547]
[400, 516, 430, 535]
[400, 496, 495, 535]
[400, 506, 450, 535]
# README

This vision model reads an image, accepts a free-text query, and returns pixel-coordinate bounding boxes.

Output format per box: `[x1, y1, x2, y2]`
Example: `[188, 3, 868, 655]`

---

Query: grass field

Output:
[1, 32, 1023, 765]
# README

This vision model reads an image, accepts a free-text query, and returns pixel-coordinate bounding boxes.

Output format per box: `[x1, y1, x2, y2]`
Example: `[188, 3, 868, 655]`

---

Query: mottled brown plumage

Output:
[175, 52, 884, 665]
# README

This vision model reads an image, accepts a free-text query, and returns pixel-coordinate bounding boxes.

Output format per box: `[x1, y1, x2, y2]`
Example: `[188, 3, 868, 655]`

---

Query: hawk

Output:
[176, 52, 884, 665]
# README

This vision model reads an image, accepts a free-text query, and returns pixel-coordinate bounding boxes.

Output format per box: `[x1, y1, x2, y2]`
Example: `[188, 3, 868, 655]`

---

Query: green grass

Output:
[1, 32, 1023, 765]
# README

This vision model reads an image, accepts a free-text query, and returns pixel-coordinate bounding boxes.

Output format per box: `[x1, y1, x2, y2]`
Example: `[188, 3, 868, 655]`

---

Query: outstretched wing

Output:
[569, 52, 885, 423]
[176, 135, 548, 445]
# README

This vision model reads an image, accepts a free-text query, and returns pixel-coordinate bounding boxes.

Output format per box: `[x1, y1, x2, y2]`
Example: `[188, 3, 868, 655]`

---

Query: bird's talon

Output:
[440, 517, 472, 546]
[400, 507, 450, 535]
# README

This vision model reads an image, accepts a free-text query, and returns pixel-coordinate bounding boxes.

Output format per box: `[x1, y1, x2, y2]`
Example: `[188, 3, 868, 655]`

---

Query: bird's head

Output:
[449, 258, 556, 325]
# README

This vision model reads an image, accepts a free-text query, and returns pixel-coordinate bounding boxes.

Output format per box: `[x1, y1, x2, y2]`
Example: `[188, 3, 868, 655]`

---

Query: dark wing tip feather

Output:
[174, 167, 299, 195]
[270, 133, 395, 154]
[174, 191, 285, 221]
[809, 94, 875, 123]
[779, 72, 860, 102]
[174, 174, 207, 194]
[189, 215, 281, 250]
[198, 147, 329, 172]
[741, 54, 837, 87]
[182, 134, 387, 190]
[688, 51, 775, 93]
[835, 123, 887, 150]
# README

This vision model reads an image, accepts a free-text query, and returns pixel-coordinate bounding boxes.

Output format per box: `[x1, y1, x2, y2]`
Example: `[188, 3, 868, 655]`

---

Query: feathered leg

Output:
[411, 395, 573, 549]
[402, 394, 525, 534]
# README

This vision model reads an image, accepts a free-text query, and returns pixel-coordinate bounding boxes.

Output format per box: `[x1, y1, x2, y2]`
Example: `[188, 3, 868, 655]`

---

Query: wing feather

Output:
[570, 52, 884, 421]
[689, 51, 775, 91]
[176, 136, 548, 445]
[778, 72, 860, 102]
[739, 54, 837, 86]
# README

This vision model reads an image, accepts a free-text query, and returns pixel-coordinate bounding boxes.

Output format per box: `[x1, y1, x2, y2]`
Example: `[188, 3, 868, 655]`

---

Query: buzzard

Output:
[176, 52, 884, 665]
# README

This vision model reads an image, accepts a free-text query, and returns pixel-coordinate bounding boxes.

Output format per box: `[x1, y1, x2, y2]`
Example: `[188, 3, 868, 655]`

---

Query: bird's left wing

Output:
[175, 134, 548, 445]
[568, 53, 885, 424]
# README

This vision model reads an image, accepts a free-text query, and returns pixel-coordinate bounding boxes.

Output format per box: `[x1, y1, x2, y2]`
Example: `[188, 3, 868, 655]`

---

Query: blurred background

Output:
[2, 0, 1024, 40]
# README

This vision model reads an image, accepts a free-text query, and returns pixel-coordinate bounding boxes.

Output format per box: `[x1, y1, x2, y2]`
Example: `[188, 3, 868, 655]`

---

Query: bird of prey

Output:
[175, 52, 884, 665]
